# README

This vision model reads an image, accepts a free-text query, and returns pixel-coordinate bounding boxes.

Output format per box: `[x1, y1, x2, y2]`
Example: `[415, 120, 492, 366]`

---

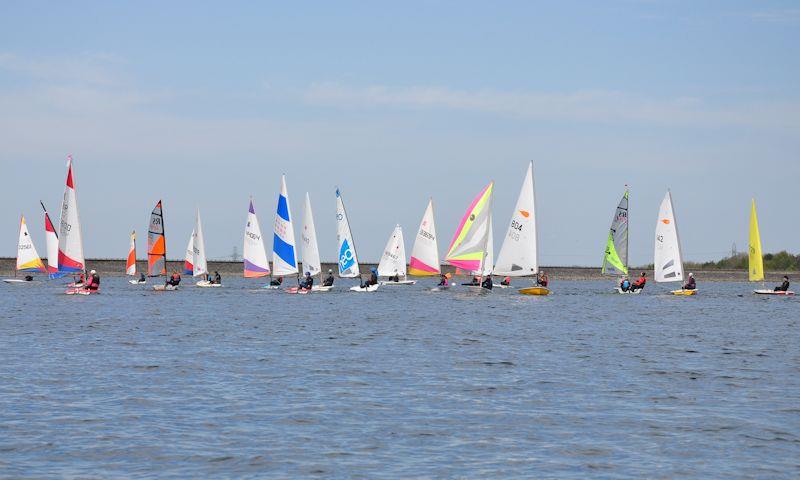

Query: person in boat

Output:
[362, 267, 379, 288]
[463, 275, 480, 286]
[270, 276, 283, 286]
[300, 271, 314, 290]
[74, 272, 86, 285]
[774, 275, 790, 292]
[139, 272, 146, 283]
[438, 273, 449, 287]
[683, 273, 696, 290]
[500, 276, 511, 286]
[206, 273, 213, 283]
[619, 276, 631, 292]
[24, 275, 33, 282]
[630, 272, 647, 292]
[388, 273, 400, 282]
[536, 271, 549, 287]
[86, 270, 100, 291]
[322, 269, 335, 287]
[481, 275, 493, 290]
[213, 271, 221, 284]
[166, 271, 181, 287]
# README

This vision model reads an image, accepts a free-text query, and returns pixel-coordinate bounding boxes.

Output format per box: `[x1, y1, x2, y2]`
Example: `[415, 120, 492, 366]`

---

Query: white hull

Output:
[615, 287, 642, 294]
[196, 280, 222, 288]
[153, 284, 179, 291]
[350, 284, 379, 292]
[3, 278, 38, 284]
[129, 279, 146, 285]
[465, 285, 491, 293]
[754, 289, 795, 296]
[429, 285, 451, 292]
[65, 288, 97, 295]
[379, 280, 416, 286]
[311, 285, 334, 292]
[262, 284, 282, 290]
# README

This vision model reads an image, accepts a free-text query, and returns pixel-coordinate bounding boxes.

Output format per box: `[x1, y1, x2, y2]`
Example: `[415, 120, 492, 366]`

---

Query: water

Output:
[1, 277, 798, 478]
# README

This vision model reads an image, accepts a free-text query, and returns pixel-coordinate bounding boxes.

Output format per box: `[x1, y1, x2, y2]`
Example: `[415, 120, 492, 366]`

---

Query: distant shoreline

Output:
[0, 257, 792, 282]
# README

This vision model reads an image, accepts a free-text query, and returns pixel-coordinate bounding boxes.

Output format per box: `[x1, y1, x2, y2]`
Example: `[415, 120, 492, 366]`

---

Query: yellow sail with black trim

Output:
[748, 199, 764, 282]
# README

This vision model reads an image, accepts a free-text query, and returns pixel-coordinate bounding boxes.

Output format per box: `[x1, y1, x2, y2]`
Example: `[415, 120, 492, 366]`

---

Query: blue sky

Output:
[1, 1, 798, 266]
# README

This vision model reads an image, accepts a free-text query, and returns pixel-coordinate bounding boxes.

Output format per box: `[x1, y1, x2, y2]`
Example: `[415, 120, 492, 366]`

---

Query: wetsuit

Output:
[481, 276, 493, 290]
[270, 277, 283, 286]
[775, 280, 790, 292]
[302, 276, 314, 289]
[620, 279, 630, 292]
[323, 275, 335, 287]
[389, 274, 399, 282]
[363, 273, 378, 287]
[139, 273, 146, 283]
[214, 273, 222, 284]
[167, 274, 181, 286]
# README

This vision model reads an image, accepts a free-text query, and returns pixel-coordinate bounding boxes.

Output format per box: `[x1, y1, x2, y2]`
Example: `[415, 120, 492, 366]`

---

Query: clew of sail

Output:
[748, 199, 764, 282]
[601, 190, 629, 276]
[336, 188, 360, 278]
[147, 200, 167, 277]
[377, 225, 407, 277]
[445, 182, 494, 273]
[244, 198, 270, 278]
[272, 175, 298, 277]
[300, 193, 322, 277]
[654, 190, 684, 283]
[408, 199, 440, 276]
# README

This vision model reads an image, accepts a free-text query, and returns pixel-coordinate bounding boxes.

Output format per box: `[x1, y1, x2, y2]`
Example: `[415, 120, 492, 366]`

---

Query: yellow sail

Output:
[748, 199, 764, 282]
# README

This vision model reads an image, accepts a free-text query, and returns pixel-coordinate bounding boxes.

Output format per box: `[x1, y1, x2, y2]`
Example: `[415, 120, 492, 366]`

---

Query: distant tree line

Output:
[684, 251, 800, 271]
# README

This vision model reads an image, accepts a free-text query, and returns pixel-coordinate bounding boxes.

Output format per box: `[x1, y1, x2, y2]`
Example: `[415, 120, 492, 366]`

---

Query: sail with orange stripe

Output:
[126, 231, 137, 276]
[147, 201, 167, 277]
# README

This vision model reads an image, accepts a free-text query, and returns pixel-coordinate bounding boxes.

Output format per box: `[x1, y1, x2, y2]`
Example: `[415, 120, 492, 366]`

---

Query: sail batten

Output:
[495, 162, 538, 277]
[408, 199, 440, 276]
[243, 198, 270, 278]
[147, 200, 167, 277]
[602, 190, 629, 276]
[748, 199, 764, 282]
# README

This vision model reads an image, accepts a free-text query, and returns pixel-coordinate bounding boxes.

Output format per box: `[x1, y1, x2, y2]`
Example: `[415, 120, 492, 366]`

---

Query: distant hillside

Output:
[685, 251, 800, 271]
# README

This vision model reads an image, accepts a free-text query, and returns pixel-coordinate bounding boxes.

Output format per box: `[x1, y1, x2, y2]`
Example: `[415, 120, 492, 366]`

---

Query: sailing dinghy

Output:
[262, 175, 302, 291]
[445, 181, 494, 292]
[378, 225, 415, 285]
[749, 200, 794, 295]
[127, 231, 145, 284]
[602, 190, 637, 294]
[148, 201, 177, 291]
[56, 157, 96, 294]
[299, 193, 332, 292]
[654, 190, 695, 295]
[3, 216, 47, 284]
[334, 189, 377, 292]
[190, 209, 218, 287]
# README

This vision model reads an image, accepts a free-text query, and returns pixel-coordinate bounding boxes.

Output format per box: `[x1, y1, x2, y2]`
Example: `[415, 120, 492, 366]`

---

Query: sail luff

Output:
[748, 199, 764, 282]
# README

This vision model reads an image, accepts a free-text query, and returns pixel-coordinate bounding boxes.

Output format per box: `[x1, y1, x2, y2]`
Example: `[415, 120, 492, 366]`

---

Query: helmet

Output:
[305, 271, 311, 276]
[641, 272, 646, 276]
[328, 269, 333, 273]
[371, 267, 377, 273]
[688, 273, 693, 277]
[90, 270, 96, 274]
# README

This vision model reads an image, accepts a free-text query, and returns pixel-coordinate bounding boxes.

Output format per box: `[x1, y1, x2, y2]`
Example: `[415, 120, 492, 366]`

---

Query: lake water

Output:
[1, 277, 798, 478]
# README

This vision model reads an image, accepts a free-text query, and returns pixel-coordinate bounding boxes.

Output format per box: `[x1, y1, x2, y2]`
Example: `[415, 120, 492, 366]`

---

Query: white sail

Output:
[192, 209, 208, 278]
[16, 216, 46, 273]
[654, 190, 684, 283]
[300, 192, 322, 277]
[243, 198, 270, 277]
[481, 218, 494, 276]
[57, 156, 85, 273]
[494, 162, 538, 276]
[408, 199, 440, 276]
[377, 225, 407, 277]
[336, 188, 360, 278]
[183, 229, 195, 275]
[272, 175, 299, 277]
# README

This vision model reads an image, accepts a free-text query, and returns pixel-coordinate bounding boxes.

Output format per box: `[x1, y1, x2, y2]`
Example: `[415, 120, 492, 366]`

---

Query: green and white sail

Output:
[601, 190, 629, 276]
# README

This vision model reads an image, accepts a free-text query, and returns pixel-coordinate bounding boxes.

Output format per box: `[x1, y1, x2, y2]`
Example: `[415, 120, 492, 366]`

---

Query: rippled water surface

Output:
[1, 277, 798, 478]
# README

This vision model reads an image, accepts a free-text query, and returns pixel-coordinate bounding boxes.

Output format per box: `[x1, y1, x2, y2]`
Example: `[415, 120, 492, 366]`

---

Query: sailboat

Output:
[493, 162, 548, 295]
[127, 231, 145, 284]
[40, 201, 63, 278]
[264, 175, 299, 290]
[654, 190, 694, 295]
[183, 229, 196, 275]
[750, 199, 794, 295]
[191, 209, 217, 287]
[336, 188, 377, 292]
[602, 190, 634, 294]
[408, 199, 441, 279]
[148, 201, 175, 291]
[299, 193, 332, 292]
[445, 181, 494, 292]
[3, 216, 47, 284]
[58, 157, 93, 294]
[243, 197, 270, 278]
[378, 225, 415, 285]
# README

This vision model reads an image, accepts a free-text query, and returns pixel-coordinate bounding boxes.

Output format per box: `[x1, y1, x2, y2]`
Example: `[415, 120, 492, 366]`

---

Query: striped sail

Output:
[126, 231, 137, 275]
[654, 190, 684, 283]
[16, 216, 47, 273]
[601, 190, 629, 276]
[243, 198, 270, 278]
[192, 209, 208, 278]
[272, 175, 298, 277]
[408, 199, 440, 276]
[147, 200, 167, 277]
[377, 225, 407, 277]
[57, 156, 85, 273]
[41, 201, 63, 277]
[748, 199, 764, 282]
[445, 182, 494, 272]
[336, 188, 360, 278]
[300, 193, 322, 277]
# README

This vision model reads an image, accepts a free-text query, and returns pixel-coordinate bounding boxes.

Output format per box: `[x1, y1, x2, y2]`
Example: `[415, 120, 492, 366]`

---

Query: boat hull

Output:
[350, 284, 379, 292]
[311, 285, 334, 292]
[153, 284, 179, 291]
[671, 289, 697, 296]
[65, 288, 97, 295]
[129, 280, 146, 285]
[285, 287, 311, 294]
[3, 279, 38, 284]
[519, 286, 550, 295]
[754, 289, 795, 296]
[379, 280, 416, 286]
[615, 287, 642, 295]
[196, 280, 222, 288]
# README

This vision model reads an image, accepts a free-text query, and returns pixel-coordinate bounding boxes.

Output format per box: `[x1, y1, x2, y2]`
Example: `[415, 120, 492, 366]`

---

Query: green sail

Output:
[601, 190, 629, 275]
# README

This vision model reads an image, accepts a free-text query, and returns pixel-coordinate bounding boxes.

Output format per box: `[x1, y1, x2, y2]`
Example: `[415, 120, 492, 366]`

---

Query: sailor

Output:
[481, 275, 493, 290]
[500, 276, 511, 286]
[213, 271, 222, 284]
[139, 272, 146, 283]
[24, 275, 33, 282]
[683, 273, 696, 290]
[301, 271, 314, 290]
[619, 276, 631, 292]
[86, 270, 100, 291]
[774, 275, 790, 292]
[362, 267, 378, 288]
[438, 273, 449, 287]
[166, 271, 181, 287]
[630, 272, 647, 292]
[270, 276, 283, 286]
[464, 276, 480, 286]
[322, 269, 335, 287]
[388, 273, 400, 282]
[537, 271, 549, 287]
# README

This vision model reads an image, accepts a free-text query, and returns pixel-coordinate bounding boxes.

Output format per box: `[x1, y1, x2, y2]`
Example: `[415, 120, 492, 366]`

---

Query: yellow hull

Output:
[519, 286, 551, 296]
[671, 289, 697, 296]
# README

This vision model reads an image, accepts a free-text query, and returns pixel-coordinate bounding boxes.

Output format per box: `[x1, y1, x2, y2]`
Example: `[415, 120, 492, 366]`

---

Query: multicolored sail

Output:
[243, 198, 270, 278]
[57, 156, 85, 273]
[601, 189, 629, 276]
[16, 216, 47, 273]
[126, 231, 137, 276]
[748, 199, 764, 282]
[272, 175, 298, 277]
[654, 190, 684, 283]
[377, 224, 407, 277]
[41, 201, 63, 277]
[300, 193, 321, 278]
[445, 181, 494, 272]
[336, 188, 360, 278]
[147, 200, 167, 277]
[408, 199, 440, 276]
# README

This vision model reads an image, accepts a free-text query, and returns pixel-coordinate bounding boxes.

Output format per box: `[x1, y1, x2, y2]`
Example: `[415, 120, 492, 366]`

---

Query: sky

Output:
[1, 1, 798, 266]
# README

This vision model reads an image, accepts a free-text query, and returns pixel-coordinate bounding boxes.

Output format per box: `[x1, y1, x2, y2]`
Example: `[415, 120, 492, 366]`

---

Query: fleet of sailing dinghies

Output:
[243, 198, 270, 278]
[654, 190, 695, 296]
[408, 199, 440, 276]
[147, 200, 167, 277]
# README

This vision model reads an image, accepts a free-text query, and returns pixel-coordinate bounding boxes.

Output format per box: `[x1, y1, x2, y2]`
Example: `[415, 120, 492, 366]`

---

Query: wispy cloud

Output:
[743, 8, 800, 24]
[304, 82, 800, 131]
[0, 52, 125, 86]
